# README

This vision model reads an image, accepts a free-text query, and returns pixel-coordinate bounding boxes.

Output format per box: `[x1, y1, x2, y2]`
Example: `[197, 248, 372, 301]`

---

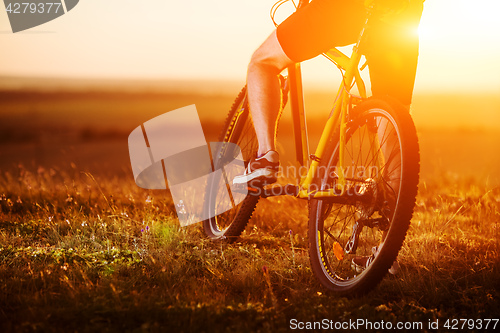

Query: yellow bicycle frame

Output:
[286, 13, 379, 200]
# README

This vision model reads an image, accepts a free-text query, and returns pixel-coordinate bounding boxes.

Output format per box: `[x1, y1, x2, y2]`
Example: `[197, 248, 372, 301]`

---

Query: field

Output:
[0, 82, 499, 332]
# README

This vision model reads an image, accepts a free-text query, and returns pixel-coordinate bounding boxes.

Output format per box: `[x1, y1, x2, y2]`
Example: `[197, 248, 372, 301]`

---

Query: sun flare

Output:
[418, 0, 500, 44]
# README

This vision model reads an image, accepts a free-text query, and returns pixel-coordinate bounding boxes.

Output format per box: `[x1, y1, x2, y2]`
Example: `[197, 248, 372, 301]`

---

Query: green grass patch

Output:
[1, 165, 499, 332]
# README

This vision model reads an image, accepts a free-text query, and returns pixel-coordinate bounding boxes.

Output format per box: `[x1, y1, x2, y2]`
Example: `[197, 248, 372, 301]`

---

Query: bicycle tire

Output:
[308, 97, 420, 295]
[203, 78, 288, 241]
[202, 86, 258, 241]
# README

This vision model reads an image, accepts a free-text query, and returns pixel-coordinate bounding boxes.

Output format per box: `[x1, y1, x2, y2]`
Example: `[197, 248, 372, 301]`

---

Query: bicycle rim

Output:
[308, 98, 419, 294]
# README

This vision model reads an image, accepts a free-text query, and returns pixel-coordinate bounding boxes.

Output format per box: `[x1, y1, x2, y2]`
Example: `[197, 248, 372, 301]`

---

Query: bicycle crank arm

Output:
[257, 184, 374, 205]
[233, 183, 374, 206]
[258, 184, 300, 198]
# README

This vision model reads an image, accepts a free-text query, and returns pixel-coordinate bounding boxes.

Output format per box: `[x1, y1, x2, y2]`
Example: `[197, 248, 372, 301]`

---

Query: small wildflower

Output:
[145, 196, 152, 204]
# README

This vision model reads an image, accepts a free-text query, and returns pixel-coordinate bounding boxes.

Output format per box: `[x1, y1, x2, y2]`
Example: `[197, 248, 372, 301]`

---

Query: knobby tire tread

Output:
[203, 86, 259, 242]
[308, 97, 420, 295]
[205, 80, 287, 242]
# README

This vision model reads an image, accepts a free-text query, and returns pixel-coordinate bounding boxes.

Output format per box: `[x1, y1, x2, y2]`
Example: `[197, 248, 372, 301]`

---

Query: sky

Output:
[1, 0, 500, 93]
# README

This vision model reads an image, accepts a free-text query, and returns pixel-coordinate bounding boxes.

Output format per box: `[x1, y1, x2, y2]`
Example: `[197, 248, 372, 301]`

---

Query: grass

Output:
[0, 87, 499, 331]
[0, 163, 499, 332]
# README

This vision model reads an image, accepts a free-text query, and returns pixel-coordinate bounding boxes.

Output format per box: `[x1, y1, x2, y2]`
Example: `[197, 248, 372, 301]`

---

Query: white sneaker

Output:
[233, 150, 279, 186]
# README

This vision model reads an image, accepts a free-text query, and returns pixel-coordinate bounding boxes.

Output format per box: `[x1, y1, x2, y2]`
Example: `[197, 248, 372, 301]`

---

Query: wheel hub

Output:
[355, 178, 377, 219]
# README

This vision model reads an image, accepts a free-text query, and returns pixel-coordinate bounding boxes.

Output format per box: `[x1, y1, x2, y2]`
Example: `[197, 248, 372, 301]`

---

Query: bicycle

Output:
[203, 0, 420, 295]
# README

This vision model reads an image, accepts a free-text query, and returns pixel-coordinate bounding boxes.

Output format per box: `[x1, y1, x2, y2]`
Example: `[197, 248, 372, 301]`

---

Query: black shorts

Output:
[276, 0, 424, 105]
[276, 0, 366, 62]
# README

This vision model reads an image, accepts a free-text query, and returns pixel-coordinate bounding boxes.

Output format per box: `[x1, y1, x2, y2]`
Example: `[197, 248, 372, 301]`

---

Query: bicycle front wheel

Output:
[308, 97, 420, 295]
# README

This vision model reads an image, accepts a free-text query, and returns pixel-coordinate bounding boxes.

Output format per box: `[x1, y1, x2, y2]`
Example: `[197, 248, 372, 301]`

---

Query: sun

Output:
[418, 0, 500, 44]
[414, 0, 500, 92]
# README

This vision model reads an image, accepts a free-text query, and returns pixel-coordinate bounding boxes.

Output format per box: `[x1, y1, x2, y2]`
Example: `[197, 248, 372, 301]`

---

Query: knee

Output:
[248, 32, 292, 75]
[248, 48, 282, 76]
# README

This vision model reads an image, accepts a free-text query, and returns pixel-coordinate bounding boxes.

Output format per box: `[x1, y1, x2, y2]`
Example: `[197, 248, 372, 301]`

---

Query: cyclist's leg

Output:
[247, 31, 294, 157]
[241, 0, 365, 184]
[365, 1, 424, 106]
[247, 0, 365, 157]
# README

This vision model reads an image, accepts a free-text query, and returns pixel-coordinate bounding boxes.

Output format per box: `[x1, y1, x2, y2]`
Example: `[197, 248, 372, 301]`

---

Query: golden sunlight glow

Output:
[0, 0, 499, 92]
[413, 0, 500, 92]
[418, 1, 500, 44]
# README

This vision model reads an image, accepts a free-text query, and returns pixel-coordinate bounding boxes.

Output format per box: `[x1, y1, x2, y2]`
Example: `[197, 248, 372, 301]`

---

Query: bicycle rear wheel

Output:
[308, 97, 420, 295]
[202, 86, 260, 241]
